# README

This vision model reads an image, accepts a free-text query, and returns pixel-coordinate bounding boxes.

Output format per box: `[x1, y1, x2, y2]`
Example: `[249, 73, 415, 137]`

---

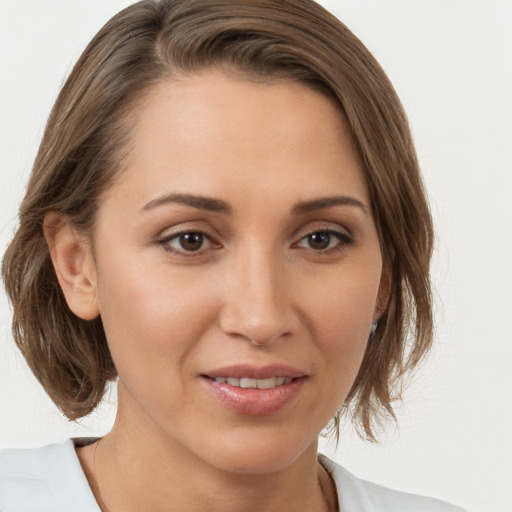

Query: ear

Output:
[44, 212, 100, 320]
[373, 264, 391, 321]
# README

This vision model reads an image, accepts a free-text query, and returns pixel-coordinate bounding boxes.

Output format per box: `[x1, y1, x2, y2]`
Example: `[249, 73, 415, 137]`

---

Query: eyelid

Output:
[294, 223, 352, 242]
[155, 218, 222, 242]
[297, 225, 350, 238]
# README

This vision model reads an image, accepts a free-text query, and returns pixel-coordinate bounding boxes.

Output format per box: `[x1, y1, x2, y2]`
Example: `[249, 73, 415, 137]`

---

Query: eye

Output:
[296, 230, 351, 252]
[160, 231, 212, 254]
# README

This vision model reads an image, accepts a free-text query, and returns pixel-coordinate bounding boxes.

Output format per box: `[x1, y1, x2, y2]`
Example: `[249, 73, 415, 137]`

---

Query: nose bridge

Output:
[219, 243, 294, 345]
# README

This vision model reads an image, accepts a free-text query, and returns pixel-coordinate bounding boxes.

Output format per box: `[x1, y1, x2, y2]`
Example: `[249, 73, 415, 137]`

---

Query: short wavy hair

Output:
[2, 0, 433, 441]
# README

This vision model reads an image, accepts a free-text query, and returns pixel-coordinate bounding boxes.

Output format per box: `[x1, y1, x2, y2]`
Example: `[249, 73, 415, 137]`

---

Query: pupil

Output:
[308, 232, 331, 250]
[180, 232, 203, 251]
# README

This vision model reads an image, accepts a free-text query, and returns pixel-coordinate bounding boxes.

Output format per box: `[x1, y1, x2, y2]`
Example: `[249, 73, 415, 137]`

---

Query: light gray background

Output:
[1, 1, 511, 511]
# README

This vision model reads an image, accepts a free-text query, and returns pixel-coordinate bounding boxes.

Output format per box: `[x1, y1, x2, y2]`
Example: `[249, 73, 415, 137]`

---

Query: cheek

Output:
[299, 264, 381, 378]
[94, 254, 218, 381]
[304, 265, 381, 335]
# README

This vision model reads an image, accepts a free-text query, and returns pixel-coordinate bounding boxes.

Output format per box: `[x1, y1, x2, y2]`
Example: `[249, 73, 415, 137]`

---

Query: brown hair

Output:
[2, 0, 433, 441]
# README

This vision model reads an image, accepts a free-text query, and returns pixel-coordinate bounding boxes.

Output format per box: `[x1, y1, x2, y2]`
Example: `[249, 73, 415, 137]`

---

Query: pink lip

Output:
[200, 364, 307, 416]
[202, 364, 307, 380]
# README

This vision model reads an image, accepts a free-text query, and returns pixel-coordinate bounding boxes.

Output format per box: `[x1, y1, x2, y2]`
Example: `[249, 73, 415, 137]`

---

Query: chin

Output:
[195, 426, 318, 475]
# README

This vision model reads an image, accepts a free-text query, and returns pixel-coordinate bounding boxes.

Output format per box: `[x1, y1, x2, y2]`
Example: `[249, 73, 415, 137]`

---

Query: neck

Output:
[80, 407, 336, 512]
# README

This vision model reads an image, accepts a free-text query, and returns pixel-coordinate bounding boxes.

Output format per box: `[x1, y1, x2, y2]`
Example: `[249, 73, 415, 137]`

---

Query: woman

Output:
[0, 0, 466, 510]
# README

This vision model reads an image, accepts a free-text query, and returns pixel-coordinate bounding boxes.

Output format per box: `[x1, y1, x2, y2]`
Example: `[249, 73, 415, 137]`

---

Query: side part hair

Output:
[2, 0, 433, 440]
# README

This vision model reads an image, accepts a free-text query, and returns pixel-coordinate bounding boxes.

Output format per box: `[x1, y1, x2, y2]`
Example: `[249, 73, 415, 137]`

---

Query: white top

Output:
[0, 439, 466, 511]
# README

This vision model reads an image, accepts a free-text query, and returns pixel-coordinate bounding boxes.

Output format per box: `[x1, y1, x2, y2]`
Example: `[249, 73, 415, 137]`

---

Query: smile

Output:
[212, 377, 293, 389]
[201, 365, 307, 415]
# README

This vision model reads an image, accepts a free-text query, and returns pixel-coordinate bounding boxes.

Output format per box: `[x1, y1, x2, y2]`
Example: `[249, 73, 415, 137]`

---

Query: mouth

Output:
[204, 376, 294, 389]
[200, 364, 308, 416]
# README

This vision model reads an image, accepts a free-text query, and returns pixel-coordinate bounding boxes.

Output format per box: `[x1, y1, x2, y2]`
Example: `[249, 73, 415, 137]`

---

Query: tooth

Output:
[257, 377, 277, 389]
[221, 376, 293, 388]
[240, 378, 258, 388]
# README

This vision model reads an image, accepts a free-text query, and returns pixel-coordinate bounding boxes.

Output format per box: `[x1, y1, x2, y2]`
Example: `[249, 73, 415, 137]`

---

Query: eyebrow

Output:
[291, 196, 368, 215]
[141, 193, 232, 214]
[141, 192, 367, 215]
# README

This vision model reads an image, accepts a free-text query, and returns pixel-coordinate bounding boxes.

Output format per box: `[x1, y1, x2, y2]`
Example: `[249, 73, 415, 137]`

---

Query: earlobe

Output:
[44, 212, 100, 320]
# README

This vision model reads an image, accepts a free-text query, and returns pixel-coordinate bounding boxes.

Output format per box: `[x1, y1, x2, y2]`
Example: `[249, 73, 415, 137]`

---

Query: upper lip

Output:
[202, 364, 307, 380]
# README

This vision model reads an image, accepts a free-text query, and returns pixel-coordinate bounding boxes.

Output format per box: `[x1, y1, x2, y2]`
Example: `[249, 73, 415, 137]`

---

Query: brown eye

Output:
[178, 232, 204, 251]
[306, 232, 331, 250]
[296, 230, 351, 252]
[164, 231, 211, 253]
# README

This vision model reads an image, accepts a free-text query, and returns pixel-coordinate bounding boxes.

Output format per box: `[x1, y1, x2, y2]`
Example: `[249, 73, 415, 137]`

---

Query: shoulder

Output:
[319, 454, 467, 512]
[0, 439, 100, 512]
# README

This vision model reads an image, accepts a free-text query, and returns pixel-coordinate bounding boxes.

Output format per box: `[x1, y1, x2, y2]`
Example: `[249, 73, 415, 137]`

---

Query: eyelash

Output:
[155, 231, 217, 256]
[294, 228, 353, 254]
[155, 228, 353, 257]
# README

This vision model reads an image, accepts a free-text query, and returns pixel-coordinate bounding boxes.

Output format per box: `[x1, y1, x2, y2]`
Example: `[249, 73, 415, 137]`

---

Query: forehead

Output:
[106, 71, 368, 212]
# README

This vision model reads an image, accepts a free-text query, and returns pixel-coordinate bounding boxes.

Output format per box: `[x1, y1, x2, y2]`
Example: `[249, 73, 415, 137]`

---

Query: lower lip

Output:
[201, 376, 307, 416]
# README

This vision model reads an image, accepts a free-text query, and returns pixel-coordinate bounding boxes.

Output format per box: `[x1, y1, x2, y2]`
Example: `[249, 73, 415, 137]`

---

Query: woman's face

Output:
[87, 72, 386, 473]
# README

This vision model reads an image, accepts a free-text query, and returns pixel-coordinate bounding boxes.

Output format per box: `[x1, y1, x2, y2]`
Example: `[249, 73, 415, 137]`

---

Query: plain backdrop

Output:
[1, 1, 511, 511]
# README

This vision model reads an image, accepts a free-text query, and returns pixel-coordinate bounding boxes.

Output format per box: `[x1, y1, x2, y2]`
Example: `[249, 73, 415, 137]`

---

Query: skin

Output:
[47, 71, 388, 512]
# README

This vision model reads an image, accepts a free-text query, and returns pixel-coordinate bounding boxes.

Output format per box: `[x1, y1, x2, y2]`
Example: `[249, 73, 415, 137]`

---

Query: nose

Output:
[218, 248, 298, 346]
